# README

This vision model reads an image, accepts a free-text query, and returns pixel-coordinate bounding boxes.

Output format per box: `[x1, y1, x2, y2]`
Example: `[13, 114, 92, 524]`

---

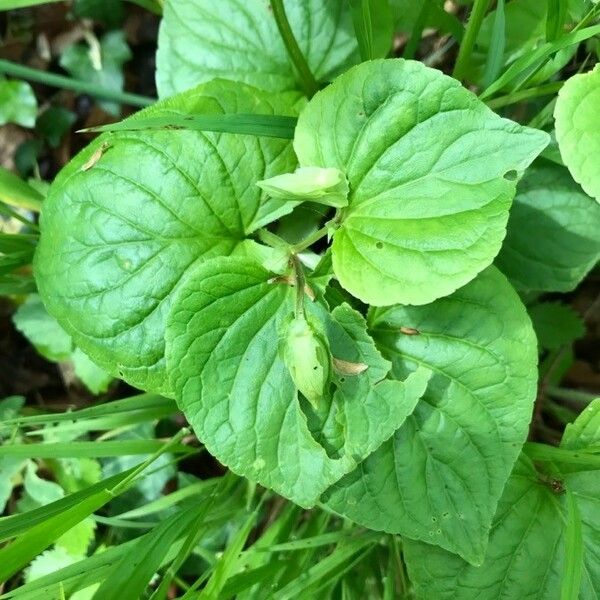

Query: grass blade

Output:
[0, 439, 189, 459]
[197, 498, 263, 599]
[482, 0, 505, 88]
[0, 167, 43, 212]
[271, 533, 380, 600]
[561, 490, 583, 600]
[91, 504, 202, 599]
[481, 23, 600, 99]
[82, 113, 297, 139]
[0, 430, 187, 580]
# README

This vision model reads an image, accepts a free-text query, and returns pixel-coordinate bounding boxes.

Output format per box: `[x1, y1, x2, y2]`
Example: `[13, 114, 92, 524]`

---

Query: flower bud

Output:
[283, 316, 331, 408]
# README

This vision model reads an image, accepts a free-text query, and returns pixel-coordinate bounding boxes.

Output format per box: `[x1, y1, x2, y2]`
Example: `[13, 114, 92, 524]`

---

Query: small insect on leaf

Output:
[81, 142, 111, 172]
[333, 357, 369, 376]
[400, 327, 420, 335]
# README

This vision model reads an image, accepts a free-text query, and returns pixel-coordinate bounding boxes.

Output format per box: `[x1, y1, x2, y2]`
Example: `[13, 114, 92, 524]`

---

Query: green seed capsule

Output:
[283, 316, 331, 409]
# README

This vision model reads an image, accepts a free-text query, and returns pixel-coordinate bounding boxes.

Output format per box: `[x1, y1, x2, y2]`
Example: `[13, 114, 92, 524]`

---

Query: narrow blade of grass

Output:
[2, 393, 174, 427]
[271, 533, 381, 600]
[0, 439, 189, 459]
[198, 498, 263, 599]
[561, 490, 583, 600]
[0, 167, 44, 212]
[482, 0, 505, 88]
[82, 113, 297, 139]
[0, 430, 187, 581]
[91, 504, 202, 599]
[481, 23, 600, 99]
[546, 0, 569, 41]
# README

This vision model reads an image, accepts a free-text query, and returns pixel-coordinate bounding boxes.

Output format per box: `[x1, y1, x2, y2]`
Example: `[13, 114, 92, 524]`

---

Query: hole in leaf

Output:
[503, 169, 518, 181]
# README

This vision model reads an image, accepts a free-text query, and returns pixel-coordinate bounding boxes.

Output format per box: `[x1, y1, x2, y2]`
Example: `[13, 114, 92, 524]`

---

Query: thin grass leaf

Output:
[149, 476, 238, 600]
[1, 393, 174, 427]
[81, 113, 298, 139]
[482, 0, 505, 88]
[24, 406, 177, 437]
[561, 490, 584, 600]
[0, 430, 187, 581]
[0, 167, 43, 212]
[524, 442, 600, 470]
[0, 233, 37, 255]
[271, 533, 381, 600]
[198, 498, 263, 599]
[0, 469, 135, 542]
[115, 480, 217, 519]
[547, 0, 568, 41]
[0, 439, 189, 459]
[481, 23, 600, 99]
[255, 530, 368, 552]
[0, 0, 161, 12]
[91, 504, 202, 599]
[348, 0, 393, 61]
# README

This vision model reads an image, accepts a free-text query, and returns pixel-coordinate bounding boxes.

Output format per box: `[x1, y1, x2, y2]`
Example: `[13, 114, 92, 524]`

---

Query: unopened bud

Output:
[283, 316, 331, 408]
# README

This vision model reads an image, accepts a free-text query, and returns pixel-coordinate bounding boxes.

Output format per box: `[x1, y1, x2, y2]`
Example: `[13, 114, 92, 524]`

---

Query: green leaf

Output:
[555, 63, 600, 203]
[294, 59, 549, 306]
[0, 79, 37, 128]
[165, 256, 430, 507]
[56, 517, 96, 557]
[0, 166, 44, 212]
[496, 162, 600, 292]
[37, 106, 77, 149]
[17, 463, 64, 514]
[25, 547, 78, 584]
[156, 0, 359, 97]
[562, 398, 600, 451]
[60, 31, 131, 116]
[323, 267, 538, 565]
[528, 301, 585, 351]
[12, 295, 73, 362]
[348, 0, 394, 60]
[71, 348, 113, 395]
[404, 455, 600, 599]
[35, 80, 299, 394]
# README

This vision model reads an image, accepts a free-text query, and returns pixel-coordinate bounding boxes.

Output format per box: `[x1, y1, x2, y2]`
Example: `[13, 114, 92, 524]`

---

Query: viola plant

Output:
[4, 0, 600, 597]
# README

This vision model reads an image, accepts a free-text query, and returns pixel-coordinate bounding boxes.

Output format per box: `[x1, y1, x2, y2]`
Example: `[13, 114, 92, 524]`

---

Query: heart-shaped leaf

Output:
[156, 0, 359, 97]
[165, 256, 431, 506]
[294, 59, 549, 306]
[322, 267, 538, 565]
[34, 80, 301, 394]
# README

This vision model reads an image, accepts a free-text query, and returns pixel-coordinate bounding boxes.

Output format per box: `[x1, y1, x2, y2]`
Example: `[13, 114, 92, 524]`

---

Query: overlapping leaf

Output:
[555, 64, 600, 203]
[322, 267, 538, 564]
[156, 0, 359, 97]
[35, 80, 301, 393]
[165, 256, 430, 507]
[496, 162, 600, 292]
[404, 404, 600, 599]
[294, 59, 549, 306]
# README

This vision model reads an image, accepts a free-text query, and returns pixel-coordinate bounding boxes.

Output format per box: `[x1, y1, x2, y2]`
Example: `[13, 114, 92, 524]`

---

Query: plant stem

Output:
[271, 0, 319, 98]
[452, 0, 493, 80]
[0, 59, 155, 108]
[291, 224, 330, 253]
[292, 254, 307, 318]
